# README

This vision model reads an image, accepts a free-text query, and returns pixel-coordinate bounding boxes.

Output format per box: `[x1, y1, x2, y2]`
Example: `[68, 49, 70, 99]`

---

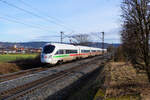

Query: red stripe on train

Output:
[70, 53, 90, 56]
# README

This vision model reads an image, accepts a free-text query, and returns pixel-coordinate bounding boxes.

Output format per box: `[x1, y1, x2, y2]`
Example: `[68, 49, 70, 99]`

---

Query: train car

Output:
[92, 47, 103, 56]
[41, 43, 79, 64]
[41, 43, 104, 64]
[77, 46, 91, 58]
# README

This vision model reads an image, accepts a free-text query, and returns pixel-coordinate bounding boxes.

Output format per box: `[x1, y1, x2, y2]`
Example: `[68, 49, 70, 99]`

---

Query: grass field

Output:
[0, 54, 38, 62]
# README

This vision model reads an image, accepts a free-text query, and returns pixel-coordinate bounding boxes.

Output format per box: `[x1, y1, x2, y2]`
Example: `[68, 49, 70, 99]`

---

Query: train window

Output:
[43, 45, 55, 54]
[81, 50, 84, 53]
[66, 50, 70, 54]
[72, 50, 78, 53]
[56, 50, 64, 54]
[91, 50, 96, 52]
[66, 50, 77, 54]
[81, 50, 90, 53]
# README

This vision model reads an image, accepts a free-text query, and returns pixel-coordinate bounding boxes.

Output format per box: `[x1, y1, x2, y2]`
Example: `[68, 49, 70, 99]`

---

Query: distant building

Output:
[13, 45, 17, 49]
[0, 45, 41, 54]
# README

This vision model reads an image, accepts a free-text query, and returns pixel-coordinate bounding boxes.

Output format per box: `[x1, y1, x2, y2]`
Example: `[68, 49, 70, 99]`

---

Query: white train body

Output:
[41, 43, 106, 64]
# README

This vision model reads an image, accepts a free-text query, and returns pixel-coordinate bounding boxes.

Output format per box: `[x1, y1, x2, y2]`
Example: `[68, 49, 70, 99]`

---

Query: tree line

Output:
[120, 0, 150, 81]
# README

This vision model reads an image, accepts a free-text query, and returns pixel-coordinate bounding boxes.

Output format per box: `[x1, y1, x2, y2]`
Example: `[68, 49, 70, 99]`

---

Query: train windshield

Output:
[43, 45, 55, 54]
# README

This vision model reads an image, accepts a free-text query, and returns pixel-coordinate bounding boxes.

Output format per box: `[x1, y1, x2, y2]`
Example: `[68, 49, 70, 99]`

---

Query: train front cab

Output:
[41, 44, 57, 64]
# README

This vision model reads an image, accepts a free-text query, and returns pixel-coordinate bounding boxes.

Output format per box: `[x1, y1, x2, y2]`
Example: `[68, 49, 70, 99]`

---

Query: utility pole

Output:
[112, 42, 114, 61]
[101, 32, 104, 55]
[70, 39, 72, 44]
[60, 31, 64, 44]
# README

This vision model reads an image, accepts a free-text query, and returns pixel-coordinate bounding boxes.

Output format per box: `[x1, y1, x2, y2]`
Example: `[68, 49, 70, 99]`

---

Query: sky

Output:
[0, 0, 121, 43]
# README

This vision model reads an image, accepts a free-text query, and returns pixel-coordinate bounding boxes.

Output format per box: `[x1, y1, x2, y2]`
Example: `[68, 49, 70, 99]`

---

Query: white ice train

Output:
[41, 43, 106, 64]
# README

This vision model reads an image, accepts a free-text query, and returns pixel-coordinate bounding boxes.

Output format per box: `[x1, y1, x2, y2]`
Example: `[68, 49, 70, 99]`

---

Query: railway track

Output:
[0, 54, 109, 100]
[0, 58, 98, 100]
[0, 67, 47, 82]
[0, 55, 103, 83]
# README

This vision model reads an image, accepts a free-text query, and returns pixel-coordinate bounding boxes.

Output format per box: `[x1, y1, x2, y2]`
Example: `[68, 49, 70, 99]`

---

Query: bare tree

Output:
[121, 0, 150, 81]
[71, 34, 91, 46]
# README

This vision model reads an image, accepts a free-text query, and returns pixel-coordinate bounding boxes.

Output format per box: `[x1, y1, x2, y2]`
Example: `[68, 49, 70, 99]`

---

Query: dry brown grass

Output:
[109, 62, 149, 85]
[0, 62, 20, 75]
[96, 62, 150, 99]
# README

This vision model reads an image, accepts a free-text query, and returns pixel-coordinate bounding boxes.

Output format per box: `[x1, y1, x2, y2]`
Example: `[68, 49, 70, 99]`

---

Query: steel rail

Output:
[0, 60, 93, 100]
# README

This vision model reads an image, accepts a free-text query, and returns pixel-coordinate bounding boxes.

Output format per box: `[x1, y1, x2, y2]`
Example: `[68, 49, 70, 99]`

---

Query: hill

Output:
[0, 42, 120, 49]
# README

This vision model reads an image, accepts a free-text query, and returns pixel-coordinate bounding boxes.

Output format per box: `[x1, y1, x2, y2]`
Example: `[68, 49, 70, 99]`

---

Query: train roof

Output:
[44, 43, 103, 50]
[47, 43, 78, 49]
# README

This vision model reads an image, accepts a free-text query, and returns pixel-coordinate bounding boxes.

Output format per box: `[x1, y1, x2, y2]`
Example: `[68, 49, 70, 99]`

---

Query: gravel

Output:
[0, 56, 102, 93]
[14, 59, 103, 100]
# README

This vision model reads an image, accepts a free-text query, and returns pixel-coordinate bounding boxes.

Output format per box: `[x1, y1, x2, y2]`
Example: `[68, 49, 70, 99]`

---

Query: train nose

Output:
[41, 54, 52, 63]
[42, 54, 51, 58]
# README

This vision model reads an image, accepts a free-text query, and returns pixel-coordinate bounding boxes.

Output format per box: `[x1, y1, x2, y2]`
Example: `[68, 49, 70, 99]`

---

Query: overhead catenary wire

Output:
[0, 0, 76, 32]
[18, 0, 78, 40]
[0, 16, 58, 34]
[3, 14, 58, 32]
[0, 16, 61, 41]
[0, 16, 39, 29]
[18, 0, 65, 24]
[0, 0, 80, 42]
[18, 0, 77, 33]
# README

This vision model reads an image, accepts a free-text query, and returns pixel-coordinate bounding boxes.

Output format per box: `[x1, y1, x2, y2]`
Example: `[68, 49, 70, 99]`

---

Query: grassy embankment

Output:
[94, 62, 149, 100]
[0, 54, 43, 75]
[0, 54, 37, 62]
